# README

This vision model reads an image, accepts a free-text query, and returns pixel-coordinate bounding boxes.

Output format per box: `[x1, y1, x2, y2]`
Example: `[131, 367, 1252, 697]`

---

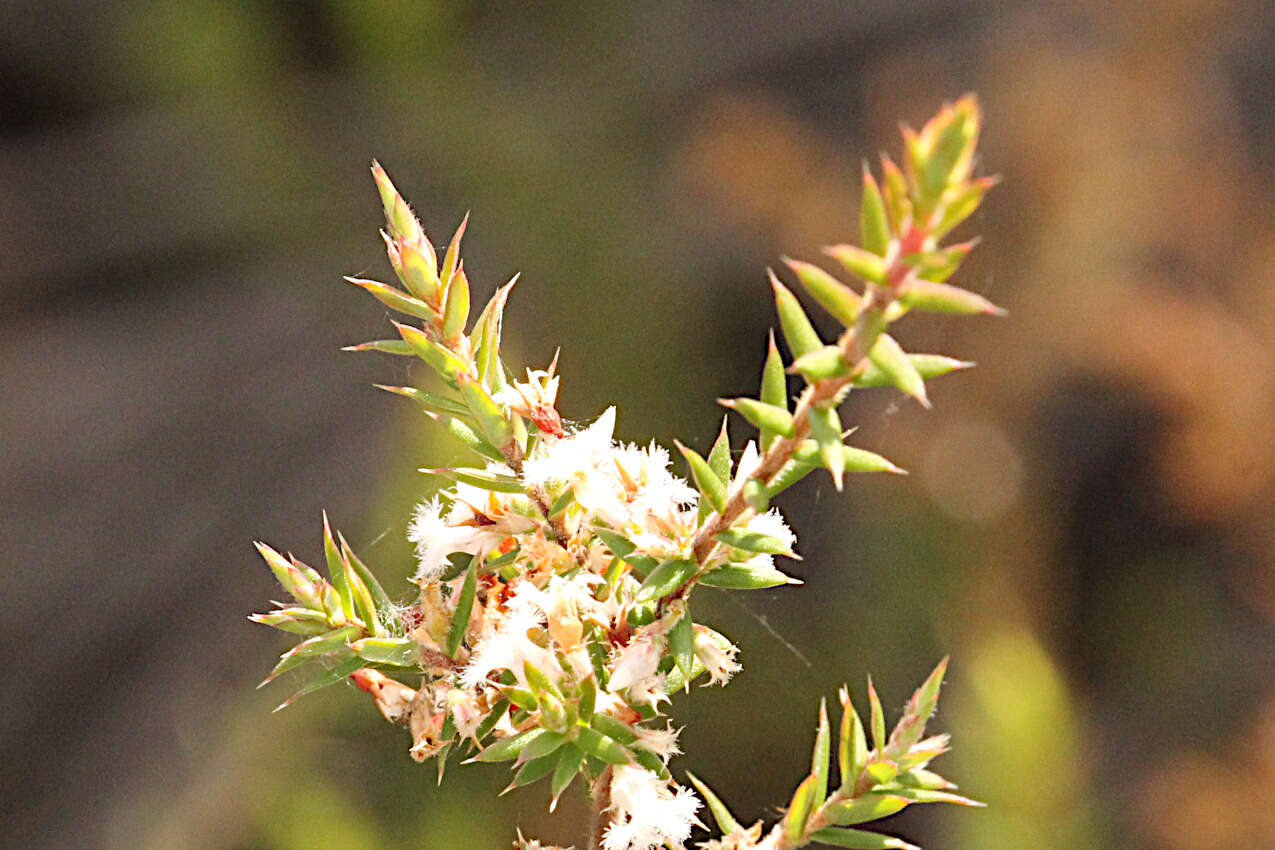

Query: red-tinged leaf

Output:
[340, 339, 416, 355]
[345, 276, 436, 320]
[322, 512, 354, 621]
[440, 212, 469, 293]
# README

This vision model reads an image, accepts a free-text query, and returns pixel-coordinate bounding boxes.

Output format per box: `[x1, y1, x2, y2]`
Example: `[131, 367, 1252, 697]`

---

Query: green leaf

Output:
[698, 562, 797, 590]
[860, 166, 891, 257]
[248, 607, 331, 635]
[789, 345, 853, 381]
[783, 774, 818, 844]
[720, 397, 795, 437]
[550, 745, 586, 811]
[422, 466, 524, 493]
[824, 794, 912, 826]
[340, 338, 416, 356]
[593, 528, 636, 558]
[471, 277, 517, 387]
[865, 761, 898, 786]
[898, 279, 1005, 317]
[761, 329, 789, 409]
[686, 771, 741, 834]
[393, 321, 467, 385]
[474, 699, 510, 741]
[446, 558, 478, 657]
[769, 269, 823, 358]
[808, 402, 846, 490]
[441, 265, 470, 339]
[349, 636, 418, 667]
[785, 258, 862, 327]
[547, 486, 575, 519]
[589, 713, 638, 745]
[630, 747, 670, 780]
[345, 276, 436, 320]
[702, 417, 733, 522]
[868, 334, 929, 408]
[504, 751, 560, 793]
[809, 826, 918, 849]
[812, 699, 832, 809]
[676, 441, 727, 514]
[868, 677, 887, 753]
[934, 175, 997, 239]
[262, 624, 363, 684]
[517, 730, 569, 765]
[854, 354, 974, 388]
[458, 375, 515, 453]
[888, 657, 948, 754]
[922, 96, 978, 200]
[825, 244, 887, 285]
[523, 661, 565, 703]
[577, 675, 598, 722]
[471, 728, 547, 763]
[321, 513, 354, 622]
[394, 240, 440, 303]
[714, 527, 795, 556]
[840, 688, 869, 791]
[440, 213, 468, 297]
[574, 727, 631, 765]
[669, 613, 695, 682]
[370, 161, 418, 241]
[430, 413, 507, 462]
[255, 542, 322, 610]
[502, 687, 539, 712]
[338, 534, 401, 633]
[879, 155, 911, 231]
[707, 416, 733, 483]
[636, 559, 698, 603]
[840, 446, 907, 476]
[373, 384, 470, 418]
[272, 653, 364, 712]
[743, 478, 769, 512]
[915, 657, 947, 728]
[765, 459, 817, 497]
[890, 787, 984, 807]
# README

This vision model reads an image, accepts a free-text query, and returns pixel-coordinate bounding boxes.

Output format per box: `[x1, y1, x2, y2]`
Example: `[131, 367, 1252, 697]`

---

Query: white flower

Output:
[446, 688, 484, 738]
[693, 629, 742, 687]
[523, 406, 617, 487]
[608, 636, 661, 693]
[744, 508, 795, 554]
[407, 497, 505, 582]
[632, 722, 682, 761]
[460, 581, 559, 689]
[603, 765, 701, 850]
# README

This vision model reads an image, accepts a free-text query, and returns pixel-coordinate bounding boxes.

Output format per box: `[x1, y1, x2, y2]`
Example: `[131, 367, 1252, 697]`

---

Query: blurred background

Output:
[4, 1, 1275, 847]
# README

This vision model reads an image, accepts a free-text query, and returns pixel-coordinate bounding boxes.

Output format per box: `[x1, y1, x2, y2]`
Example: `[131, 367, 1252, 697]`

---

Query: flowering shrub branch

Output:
[250, 95, 999, 850]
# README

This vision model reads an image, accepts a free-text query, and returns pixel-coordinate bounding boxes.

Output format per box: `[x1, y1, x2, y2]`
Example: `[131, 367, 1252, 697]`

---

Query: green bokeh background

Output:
[4, 2, 1275, 848]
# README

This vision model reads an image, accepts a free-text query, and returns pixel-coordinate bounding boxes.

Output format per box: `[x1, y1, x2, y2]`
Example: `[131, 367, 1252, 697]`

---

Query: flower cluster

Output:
[250, 95, 999, 850]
